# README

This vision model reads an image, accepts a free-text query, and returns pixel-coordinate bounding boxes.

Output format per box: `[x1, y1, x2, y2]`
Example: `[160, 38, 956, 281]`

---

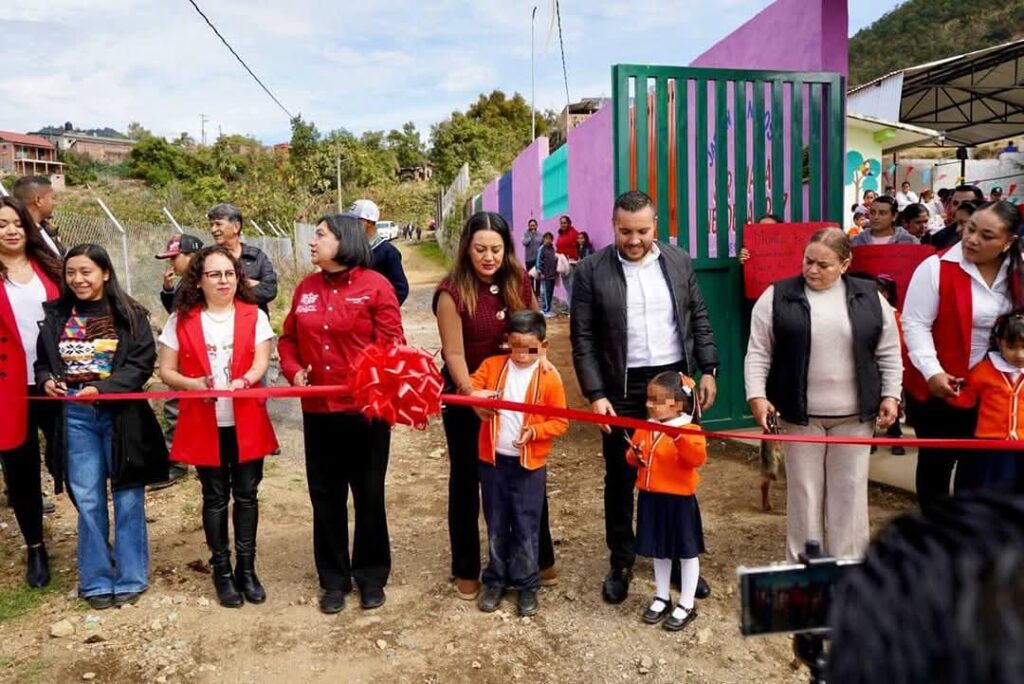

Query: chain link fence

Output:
[52, 209, 302, 316]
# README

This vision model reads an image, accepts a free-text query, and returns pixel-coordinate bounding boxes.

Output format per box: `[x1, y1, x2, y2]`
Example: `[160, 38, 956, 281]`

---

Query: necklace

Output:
[203, 307, 235, 324]
[488, 284, 500, 295]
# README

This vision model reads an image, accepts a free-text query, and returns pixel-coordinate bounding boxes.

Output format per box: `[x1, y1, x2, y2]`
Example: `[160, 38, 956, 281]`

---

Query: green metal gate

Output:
[612, 65, 846, 429]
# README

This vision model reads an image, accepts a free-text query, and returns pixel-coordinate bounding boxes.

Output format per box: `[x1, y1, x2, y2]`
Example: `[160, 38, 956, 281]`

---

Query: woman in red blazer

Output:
[157, 246, 277, 608]
[0, 196, 62, 588]
[279, 213, 404, 615]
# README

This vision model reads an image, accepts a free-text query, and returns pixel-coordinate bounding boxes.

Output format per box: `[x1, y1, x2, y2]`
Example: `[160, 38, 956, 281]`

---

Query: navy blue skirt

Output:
[635, 490, 705, 560]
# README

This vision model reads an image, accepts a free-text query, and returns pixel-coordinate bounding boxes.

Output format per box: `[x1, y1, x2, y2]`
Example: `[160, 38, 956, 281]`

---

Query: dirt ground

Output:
[0, 243, 916, 683]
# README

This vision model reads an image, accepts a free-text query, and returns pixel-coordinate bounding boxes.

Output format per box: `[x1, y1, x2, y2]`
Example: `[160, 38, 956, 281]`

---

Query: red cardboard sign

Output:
[741, 222, 836, 299]
[850, 244, 936, 310]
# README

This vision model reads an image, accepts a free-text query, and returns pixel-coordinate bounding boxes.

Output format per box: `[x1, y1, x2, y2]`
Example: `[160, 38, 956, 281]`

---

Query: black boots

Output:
[234, 554, 266, 604]
[26, 544, 50, 588]
[211, 558, 244, 608]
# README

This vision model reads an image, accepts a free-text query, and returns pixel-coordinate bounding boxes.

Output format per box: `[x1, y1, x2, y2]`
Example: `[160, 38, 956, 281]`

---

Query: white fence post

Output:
[162, 207, 184, 233]
[95, 198, 132, 295]
[250, 220, 266, 237]
[0, 180, 8, 196]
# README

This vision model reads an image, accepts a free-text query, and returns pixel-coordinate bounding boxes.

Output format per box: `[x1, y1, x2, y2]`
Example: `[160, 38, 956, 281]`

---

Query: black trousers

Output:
[303, 412, 391, 591]
[0, 387, 50, 546]
[195, 428, 264, 563]
[601, 362, 687, 570]
[441, 404, 555, 580]
[905, 395, 978, 516]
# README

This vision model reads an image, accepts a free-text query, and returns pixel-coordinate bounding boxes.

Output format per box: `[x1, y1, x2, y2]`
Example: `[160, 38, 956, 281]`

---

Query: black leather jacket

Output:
[569, 243, 718, 403]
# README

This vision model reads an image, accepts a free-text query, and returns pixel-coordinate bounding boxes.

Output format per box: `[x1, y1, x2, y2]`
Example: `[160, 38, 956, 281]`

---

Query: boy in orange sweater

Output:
[470, 310, 569, 616]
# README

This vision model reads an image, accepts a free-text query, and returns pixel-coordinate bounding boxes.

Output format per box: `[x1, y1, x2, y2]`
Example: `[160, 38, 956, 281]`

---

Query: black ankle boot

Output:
[234, 553, 266, 604]
[26, 544, 50, 588]
[211, 560, 243, 608]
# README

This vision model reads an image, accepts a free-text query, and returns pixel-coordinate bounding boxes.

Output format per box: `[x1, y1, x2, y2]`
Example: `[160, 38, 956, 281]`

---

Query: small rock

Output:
[167, 612, 179, 623]
[697, 627, 712, 644]
[563, 591, 577, 602]
[445, 642, 456, 654]
[375, 639, 388, 650]
[83, 634, 106, 644]
[471, 661, 482, 670]
[197, 597, 210, 607]
[150, 619, 164, 632]
[82, 673, 96, 681]
[521, 616, 531, 625]
[50, 619, 75, 638]
[638, 655, 653, 675]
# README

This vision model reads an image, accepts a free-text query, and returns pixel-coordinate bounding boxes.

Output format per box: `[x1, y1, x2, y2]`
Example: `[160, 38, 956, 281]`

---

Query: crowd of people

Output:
[3, 166, 1024, 653]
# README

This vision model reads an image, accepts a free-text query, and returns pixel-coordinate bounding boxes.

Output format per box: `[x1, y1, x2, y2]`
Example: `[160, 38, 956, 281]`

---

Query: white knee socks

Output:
[678, 556, 700, 610]
[653, 558, 672, 600]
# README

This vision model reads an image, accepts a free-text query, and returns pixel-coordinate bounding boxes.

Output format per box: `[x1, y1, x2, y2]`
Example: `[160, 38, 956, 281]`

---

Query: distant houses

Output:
[0, 131, 65, 187]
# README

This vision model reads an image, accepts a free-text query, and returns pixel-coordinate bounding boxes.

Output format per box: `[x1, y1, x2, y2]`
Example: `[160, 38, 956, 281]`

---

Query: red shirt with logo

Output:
[279, 267, 405, 413]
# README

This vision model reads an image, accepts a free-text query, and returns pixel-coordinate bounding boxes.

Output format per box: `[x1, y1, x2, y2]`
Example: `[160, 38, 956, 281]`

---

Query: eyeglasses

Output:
[203, 270, 237, 281]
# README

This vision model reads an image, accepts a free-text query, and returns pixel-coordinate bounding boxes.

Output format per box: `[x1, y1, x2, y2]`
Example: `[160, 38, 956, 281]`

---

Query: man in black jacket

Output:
[207, 203, 277, 313]
[570, 190, 719, 604]
[347, 198, 410, 305]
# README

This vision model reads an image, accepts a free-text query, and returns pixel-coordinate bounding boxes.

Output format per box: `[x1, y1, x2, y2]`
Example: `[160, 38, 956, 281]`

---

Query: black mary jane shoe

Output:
[359, 586, 386, 610]
[642, 597, 672, 624]
[663, 605, 698, 632]
[320, 589, 346, 614]
[85, 594, 115, 610]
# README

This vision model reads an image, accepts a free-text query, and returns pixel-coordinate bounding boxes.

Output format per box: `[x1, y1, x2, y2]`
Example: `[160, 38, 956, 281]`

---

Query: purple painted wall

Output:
[481, 177, 500, 214]
[567, 105, 615, 250]
[691, 0, 848, 76]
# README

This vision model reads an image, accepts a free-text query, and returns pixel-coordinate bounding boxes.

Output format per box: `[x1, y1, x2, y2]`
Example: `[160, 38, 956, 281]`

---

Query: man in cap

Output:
[990, 186, 1004, 202]
[150, 233, 204, 490]
[156, 234, 204, 314]
[347, 198, 409, 305]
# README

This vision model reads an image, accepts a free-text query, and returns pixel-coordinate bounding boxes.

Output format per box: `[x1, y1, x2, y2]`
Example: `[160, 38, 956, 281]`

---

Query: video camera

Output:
[737, 541, 861, 683]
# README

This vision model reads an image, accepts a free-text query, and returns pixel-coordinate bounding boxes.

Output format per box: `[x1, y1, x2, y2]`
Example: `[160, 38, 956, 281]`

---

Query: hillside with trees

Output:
[10, 89, 553, 231]
[848, 0, 1024, 87]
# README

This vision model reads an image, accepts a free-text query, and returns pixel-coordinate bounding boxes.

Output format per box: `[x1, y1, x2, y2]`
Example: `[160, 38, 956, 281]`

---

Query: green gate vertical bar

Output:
[636, 76, 650, 194]
[789, 79, 804, 222]
[753, 81, 766, 220]
[808, 83, 822, 220]
[734, 80, 748, 250]
[771, 79, 785, 219]
[676, 77, 690, 253]
[826, 76, 846, 224]
[656, 77, 670, 241]
[695, 80, 708, 260]
[613, 66, 631, 194]
[714, 79, 729, 257]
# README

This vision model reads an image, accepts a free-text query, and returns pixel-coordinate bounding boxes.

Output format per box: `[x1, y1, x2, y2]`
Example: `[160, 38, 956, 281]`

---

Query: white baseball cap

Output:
[346, 199, 380, 223]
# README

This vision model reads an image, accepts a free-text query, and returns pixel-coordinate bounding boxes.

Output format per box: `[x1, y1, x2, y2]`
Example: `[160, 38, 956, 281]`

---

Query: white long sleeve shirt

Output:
[618, 244, 684, 368]
[902, 242, 1011, 380]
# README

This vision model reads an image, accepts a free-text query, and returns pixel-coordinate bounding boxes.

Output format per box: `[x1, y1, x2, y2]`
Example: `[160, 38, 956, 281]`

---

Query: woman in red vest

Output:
[0, 197, 61, 588]
[157, 245, 278, 607]
[279, 213, 404, 615]
[903, 201, 1024, 512]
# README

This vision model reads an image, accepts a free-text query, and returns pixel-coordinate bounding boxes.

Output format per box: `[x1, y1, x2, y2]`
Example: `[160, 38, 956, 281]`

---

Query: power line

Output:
[554, 0, 570, 107]
[185, 0, 294, 120]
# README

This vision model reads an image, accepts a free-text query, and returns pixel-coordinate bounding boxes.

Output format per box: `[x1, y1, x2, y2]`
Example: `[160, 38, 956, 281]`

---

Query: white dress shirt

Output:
[896, 191, 919, 210]
[902, 242, 1011, 380]
[618, 244, 683, 368]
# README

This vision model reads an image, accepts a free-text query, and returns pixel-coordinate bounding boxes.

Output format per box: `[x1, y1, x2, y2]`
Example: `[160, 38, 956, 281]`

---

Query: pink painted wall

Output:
[691, 0, 848, 76]
[481, 177, 500, 213]
[567, 105, 615, 250]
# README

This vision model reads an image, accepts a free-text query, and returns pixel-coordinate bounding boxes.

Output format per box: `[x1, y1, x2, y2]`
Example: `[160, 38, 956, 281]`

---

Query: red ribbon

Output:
[34, 344, 1024, 450]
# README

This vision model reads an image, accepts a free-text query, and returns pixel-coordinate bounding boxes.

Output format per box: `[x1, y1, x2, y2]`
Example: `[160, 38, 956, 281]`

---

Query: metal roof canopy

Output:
[847, 113, 941, 154]
[848, 39, 1024, 147]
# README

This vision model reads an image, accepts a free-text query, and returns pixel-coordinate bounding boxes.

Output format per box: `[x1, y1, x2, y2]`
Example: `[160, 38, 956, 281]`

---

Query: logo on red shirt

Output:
[296, 292, 319, 314]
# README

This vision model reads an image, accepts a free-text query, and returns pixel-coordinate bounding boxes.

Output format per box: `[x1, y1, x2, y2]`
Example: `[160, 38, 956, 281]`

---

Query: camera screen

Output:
[738, 560, 858, 636]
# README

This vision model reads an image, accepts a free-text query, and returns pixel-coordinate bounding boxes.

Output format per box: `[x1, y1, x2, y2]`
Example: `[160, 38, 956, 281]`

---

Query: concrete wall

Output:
[896, 154, 1024, 204]
[567, 105, 615, 250]
[844, 124, 883, 224]
[691, 0, 848, 77]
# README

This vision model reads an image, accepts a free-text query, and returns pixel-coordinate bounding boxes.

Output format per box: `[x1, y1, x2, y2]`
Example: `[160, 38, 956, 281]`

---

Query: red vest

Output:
[0, 262, 59, 450]
[904, 259, 974, 408]
[170, 302, 278, 466]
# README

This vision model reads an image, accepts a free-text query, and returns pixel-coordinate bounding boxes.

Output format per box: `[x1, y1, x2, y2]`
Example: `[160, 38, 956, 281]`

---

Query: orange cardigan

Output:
[626, 419, 707, 496]
[964, 356, 1024, 439]
[470, 355, 569, 470]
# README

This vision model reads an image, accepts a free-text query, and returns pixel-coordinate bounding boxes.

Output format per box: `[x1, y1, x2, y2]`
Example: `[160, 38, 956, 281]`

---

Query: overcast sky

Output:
[3, 0, 901, 144]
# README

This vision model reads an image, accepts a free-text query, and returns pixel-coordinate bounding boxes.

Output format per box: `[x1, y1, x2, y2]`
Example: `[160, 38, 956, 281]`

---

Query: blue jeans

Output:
[66, 403, 149, 597]
[479, 456, 546, 591]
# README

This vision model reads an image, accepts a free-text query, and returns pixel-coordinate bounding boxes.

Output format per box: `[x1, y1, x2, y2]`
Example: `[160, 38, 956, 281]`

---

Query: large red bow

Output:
[350, 343, 444, 428]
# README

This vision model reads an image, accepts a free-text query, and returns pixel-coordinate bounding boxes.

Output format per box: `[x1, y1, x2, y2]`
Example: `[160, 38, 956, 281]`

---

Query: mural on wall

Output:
[845, 149, 880, 204]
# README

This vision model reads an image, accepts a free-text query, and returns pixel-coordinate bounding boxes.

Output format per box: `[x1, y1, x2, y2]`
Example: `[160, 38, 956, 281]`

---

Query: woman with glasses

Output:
[157, 246, 277, 608]
[36, 244, 168, 609]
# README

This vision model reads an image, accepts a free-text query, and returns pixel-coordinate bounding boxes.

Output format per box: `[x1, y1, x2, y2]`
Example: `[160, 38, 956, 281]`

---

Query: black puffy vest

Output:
[765, 275, 883, 426]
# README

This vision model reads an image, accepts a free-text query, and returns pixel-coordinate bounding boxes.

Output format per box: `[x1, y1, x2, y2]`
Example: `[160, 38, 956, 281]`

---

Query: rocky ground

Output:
[0, 243, 915, 683]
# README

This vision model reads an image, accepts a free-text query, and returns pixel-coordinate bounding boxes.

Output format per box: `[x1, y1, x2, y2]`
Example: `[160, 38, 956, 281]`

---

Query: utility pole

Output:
[531, 6, 538, 142]
[200, 113, 208, 146]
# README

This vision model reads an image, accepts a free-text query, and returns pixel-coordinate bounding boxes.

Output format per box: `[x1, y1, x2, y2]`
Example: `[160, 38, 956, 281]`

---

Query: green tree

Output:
[387, 122, 426, 168]
[126, 121, 152, 140]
